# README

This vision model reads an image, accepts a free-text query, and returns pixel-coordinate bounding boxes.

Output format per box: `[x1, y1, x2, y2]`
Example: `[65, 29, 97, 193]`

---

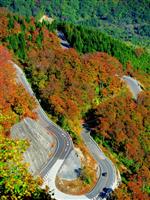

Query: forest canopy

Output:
[0, 8, 149, 200]
[0, 0, 150, 48]
[58, 23, 150, 73]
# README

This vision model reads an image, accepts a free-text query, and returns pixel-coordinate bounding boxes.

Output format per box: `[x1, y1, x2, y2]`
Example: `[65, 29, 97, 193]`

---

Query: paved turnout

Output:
[11, 117, 56, 175]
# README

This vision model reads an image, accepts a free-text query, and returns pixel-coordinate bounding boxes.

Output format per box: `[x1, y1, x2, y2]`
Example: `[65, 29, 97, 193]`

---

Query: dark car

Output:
[103, 187, 113, 193]
[102, 172, 107, 176]
[99, 192, 107, 199]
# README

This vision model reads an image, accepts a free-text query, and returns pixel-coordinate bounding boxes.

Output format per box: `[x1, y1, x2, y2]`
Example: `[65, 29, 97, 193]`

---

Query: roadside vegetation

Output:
[0, 8, 149, 199]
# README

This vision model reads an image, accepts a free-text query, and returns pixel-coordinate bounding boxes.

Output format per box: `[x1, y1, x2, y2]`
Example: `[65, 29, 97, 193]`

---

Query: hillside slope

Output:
[58, 23, 150, 73]
[0, 9, 149, 199]
[0, 0, 150, 48]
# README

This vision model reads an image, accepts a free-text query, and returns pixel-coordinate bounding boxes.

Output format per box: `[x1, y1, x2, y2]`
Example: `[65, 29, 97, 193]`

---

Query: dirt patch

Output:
[55, 143, 98, 195]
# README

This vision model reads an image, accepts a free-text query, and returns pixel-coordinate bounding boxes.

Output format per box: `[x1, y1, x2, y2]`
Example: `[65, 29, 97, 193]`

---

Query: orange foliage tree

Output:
[0, 45, 36, 135]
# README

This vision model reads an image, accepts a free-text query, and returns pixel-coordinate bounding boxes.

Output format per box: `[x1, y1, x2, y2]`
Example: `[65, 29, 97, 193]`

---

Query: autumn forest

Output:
[0, 7, 149, 200]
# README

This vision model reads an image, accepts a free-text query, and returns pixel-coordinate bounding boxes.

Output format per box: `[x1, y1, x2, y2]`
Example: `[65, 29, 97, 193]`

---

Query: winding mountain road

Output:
[11, 61, 119, 199]
[57, 31, 71, 49]
[82, 130, 118, 200]
[10, 34, 142, 199]
[12, 62, 73, 176]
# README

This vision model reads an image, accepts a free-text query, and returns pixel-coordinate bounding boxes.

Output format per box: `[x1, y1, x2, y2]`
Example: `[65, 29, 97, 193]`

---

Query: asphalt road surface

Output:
[11, 61, 119, 199]
[82, 130, 117, 200]
[57, 31, 71, 49]
[10, 30, 143, 199]
[122, 75, 142, 99]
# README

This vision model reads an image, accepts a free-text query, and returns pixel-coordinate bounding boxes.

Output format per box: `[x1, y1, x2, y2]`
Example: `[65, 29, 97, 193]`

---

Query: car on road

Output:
[99, 192, 107, 199]
[102, 172, 107, 176]
[99, 188, 112, 199]
[103, 187, 112, 193]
